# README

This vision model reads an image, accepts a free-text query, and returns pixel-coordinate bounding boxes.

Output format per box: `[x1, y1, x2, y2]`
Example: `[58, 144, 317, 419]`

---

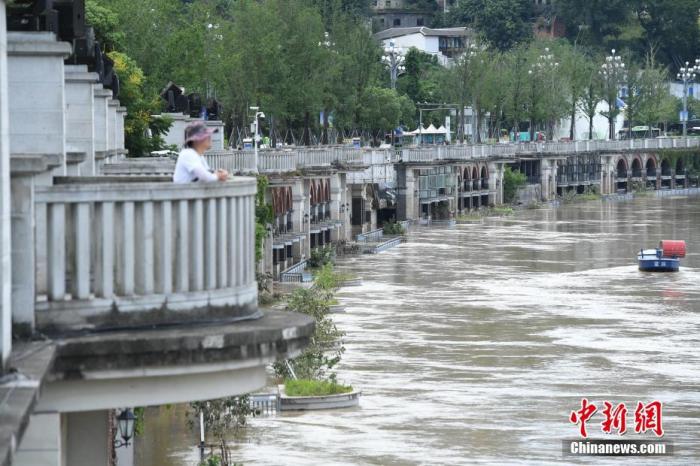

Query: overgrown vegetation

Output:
[188, 396, 253, 466]
[308, 245, 335, 268]
[503, 166, 527, 204]
[255, 176, 273, 263]
[382, 220, 405, 235]
[284, 378, 353, 397]
[273, 283, 345, 381]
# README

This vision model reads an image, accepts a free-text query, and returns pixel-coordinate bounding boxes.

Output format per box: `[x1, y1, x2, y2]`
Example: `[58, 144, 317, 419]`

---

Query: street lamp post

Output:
[599, 49, 626, 140]
[382, 40, 406, 90]
[250, 106, 265, 173]
[677, 59, 700, 137]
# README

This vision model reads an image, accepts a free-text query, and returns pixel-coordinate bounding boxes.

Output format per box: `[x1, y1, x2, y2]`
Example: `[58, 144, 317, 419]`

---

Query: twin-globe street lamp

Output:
[599, 49, 627, 140]
[382, 40, 406, 90]
[677, 59, 700, 137]
[250, 106, 265, 174]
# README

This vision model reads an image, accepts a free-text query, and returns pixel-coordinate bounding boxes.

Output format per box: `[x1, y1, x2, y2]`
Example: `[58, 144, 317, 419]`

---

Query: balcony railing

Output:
[34, 177, 258, 332]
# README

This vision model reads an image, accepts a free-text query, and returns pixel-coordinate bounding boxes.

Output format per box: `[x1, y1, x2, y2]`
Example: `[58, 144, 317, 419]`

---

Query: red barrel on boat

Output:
[659, 240, 686, 258]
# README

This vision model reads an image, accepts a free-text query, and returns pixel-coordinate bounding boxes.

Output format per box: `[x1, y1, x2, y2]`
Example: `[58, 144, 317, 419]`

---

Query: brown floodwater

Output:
[136, 196, 700, 466]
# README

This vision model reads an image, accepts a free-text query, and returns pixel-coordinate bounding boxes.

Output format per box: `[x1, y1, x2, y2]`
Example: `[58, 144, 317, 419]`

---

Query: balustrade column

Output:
[116, 202, 135, 295]
[217, 198, 228, 288]
[190, 199, 204, 291]
[72, 203, 91, 299]
[135, 201, 155, 295]
[94, 202, 114, 298]
[204, 198, 217, 290]
[155, 201, 172, 294]
[47, 202, 66, 301]
[227, 197, 239, 288]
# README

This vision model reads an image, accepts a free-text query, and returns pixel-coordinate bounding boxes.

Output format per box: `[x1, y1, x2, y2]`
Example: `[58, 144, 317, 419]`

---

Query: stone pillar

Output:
[7, 32, 71, 176]
[65, 65, 98, 175]
[396, 164, 417, 221]
[117, 106, 127, 154]
[488, 162, 503, 205]
[292, 179, 310, 262]
[93, 86, 112, 171]
[108, 98, 119, 156]
[0, 0, 11, 369]
[330, 173, 341, 222]
[14, 412, 62, 466]
[10, 156, 51, 332]
[65, 410, 111, 466]
[338, 173, 350, 242]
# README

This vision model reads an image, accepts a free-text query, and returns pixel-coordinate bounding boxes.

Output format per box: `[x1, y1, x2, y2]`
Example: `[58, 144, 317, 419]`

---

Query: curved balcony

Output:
[34, 177, 258, 332]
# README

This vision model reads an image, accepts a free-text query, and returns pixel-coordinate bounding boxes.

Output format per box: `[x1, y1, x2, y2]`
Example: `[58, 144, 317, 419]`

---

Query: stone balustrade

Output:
[205, 150, 256, 173]
[33, 177, 258, 332]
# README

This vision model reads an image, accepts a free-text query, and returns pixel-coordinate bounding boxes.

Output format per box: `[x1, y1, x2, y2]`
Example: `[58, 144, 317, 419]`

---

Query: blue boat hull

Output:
[638, 258, 680, 272]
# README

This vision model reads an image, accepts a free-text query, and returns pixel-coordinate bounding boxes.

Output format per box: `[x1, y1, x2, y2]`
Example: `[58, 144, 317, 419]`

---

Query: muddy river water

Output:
[136, 196, 700, 465]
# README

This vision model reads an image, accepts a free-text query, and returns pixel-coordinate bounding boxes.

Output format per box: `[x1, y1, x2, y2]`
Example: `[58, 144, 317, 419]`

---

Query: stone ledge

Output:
[49, 310, 314, 379]
[7, 32, 72, 57]
[0, 342, 56, 466]
[10, 153, 62, 175]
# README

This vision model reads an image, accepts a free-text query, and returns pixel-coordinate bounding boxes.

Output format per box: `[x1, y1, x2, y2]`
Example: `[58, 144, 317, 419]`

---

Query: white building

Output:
[555, 101, 626, 141]
[374, 27, 472, 67]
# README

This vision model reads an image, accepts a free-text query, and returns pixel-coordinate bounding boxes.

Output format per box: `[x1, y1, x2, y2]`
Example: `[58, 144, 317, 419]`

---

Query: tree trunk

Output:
[570, 102, 577, 140]
[270, 114, 276, 148]
[589, 115, 594, 140]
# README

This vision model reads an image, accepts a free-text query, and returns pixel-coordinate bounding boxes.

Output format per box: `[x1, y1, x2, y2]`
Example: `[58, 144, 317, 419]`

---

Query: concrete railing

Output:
[33, 178, 258, 332]
[100, 158, 175, 176]
[280, 259, 309, 283]
[114, 138, 700, 179]
[356, 228, 384, 243]
[205, 150, 256, 173]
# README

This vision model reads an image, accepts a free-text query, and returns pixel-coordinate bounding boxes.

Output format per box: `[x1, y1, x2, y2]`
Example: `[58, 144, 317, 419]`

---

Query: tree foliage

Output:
[449, 0, 532, 51]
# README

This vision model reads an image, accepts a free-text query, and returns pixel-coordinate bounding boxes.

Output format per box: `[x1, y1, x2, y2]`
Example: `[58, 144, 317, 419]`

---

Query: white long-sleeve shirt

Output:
[173, 148, 218, 183]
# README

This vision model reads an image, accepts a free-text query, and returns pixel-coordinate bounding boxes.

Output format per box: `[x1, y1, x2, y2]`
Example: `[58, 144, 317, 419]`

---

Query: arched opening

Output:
[661, 159, 671, 176]
[615, 159, 628, 193]
[660, 159, 672, 189]
[676, 158, 686, 188]
[645, 158, 656, 177]
[481, 166, 489, 189]
[645, 158, 657, 190]
[472, 167, 479, 191]
[615, 159, 628, 179]
[631, 158, 642, 178]
[676, 158, 685, 174]
[463, 167, 471, 191]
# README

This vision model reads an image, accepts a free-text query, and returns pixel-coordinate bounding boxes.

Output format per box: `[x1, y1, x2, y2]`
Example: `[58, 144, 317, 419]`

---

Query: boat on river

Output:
[638, 240, 686, 272]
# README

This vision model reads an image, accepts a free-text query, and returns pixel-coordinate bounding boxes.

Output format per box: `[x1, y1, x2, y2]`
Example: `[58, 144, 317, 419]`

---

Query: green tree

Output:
[578, 66, 603, 140]
[633, 0, 700, 68]
[450, 0, 532, 51]
[358, 87, 415, 145]
[555, 0, 631, 50]
[503, 166, 527, 203]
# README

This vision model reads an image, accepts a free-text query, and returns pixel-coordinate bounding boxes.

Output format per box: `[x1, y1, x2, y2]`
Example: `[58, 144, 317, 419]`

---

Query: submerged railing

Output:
[34, 177, 258, 331]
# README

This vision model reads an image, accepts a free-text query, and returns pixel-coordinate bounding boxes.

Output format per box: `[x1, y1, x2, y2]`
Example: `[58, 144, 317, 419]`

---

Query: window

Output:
[393, 18, 401, 26]
[386, 0, 391, 6]
[417, 17, 424, 26]
[380, 17, 385, 24]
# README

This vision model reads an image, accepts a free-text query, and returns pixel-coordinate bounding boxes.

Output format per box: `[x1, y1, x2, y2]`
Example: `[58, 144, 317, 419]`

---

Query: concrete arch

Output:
[615, 158, 628, 178]
[661, 158, 671, 176]
[631, 157, 642, 177]
[480, 166, 488, 189]
[676, 158, 685, 174]
[645, 157, 657, 176]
